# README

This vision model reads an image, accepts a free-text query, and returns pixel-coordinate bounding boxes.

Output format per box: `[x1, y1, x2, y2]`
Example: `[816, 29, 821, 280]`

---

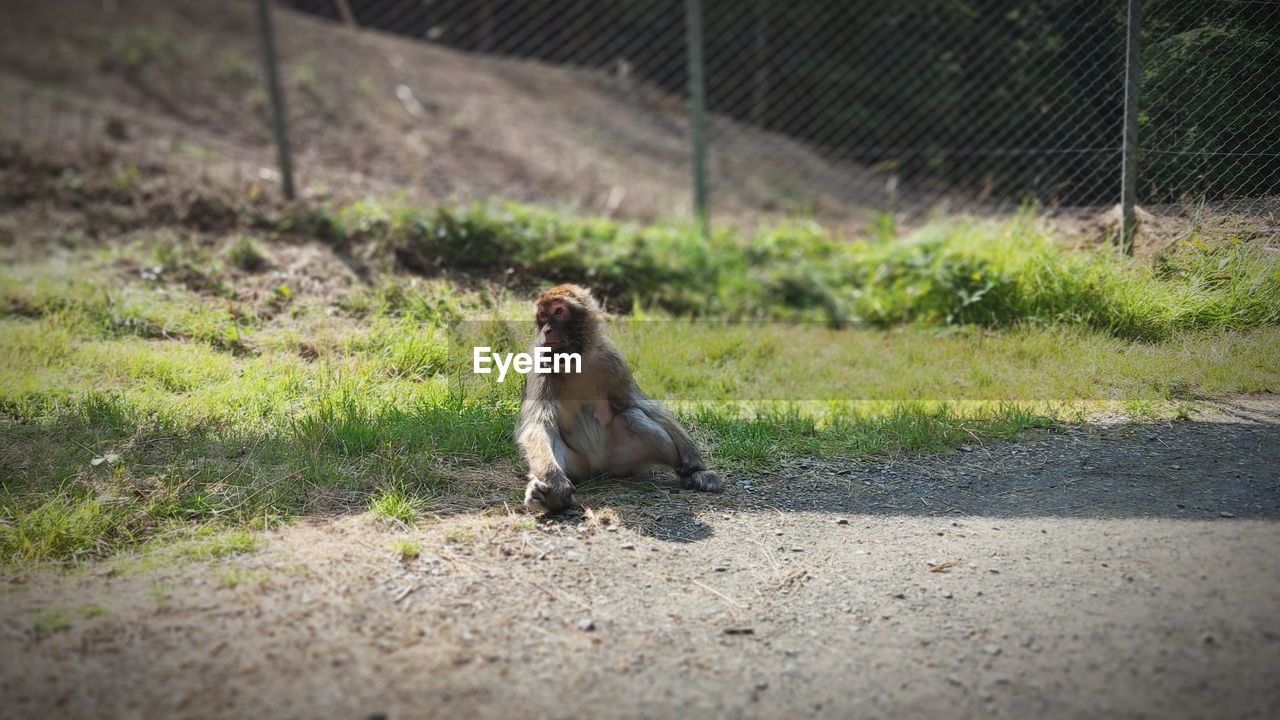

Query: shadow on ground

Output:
[571, 395, 1280, 542]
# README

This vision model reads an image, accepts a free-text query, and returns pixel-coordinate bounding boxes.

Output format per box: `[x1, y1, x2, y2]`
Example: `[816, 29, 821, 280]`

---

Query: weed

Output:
[291, 60, 326, 106]
[369, 488, 421, 525]
[219, 568, 267, 588]
[170, 529, 259, 560]
[219, 49, 256, 85]
[227, 235, 269, 272]
[443, 525, 478, 544]
[107, 28, 177, 74]
[31, 607, 75, 636]
[392, 539, 422, 560]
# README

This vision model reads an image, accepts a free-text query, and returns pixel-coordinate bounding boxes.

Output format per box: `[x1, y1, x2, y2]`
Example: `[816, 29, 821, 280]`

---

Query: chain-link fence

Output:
[2, 0, 1275, 242]
[273, 0, 1278, 242]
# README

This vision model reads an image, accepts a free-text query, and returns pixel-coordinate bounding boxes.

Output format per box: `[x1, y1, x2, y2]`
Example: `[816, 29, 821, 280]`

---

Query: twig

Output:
[693, 579, 746, 609]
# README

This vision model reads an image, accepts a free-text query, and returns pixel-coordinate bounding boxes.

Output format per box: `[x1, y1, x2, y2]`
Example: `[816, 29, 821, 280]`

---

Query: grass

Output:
[312, 199, 1280, 340]
[392, 539, 422, 561]
[31, 604, 106, 637]
[369, 488, 423, 525]
[1, 197, 1278, 565]
[107, 28, 178, 74]
[443, 525, 478, 544]
[227, 235, 269, 273]
[219, 568, 267, 588]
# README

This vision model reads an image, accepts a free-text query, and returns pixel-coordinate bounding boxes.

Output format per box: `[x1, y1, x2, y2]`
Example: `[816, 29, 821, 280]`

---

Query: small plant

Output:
[31, 605, 106, 637]
[219, 568, 266, 588]
[227, 235, 269, 273]
[392, 539, 422, 561]
[172, 530, 259, 560]
[31, 607, 74, 636]
[443, 525, 478, 544]
[219, 49, 256, 86]
[107, 28, 177, 74]
[369, 489, 421, 525]
[291, 60, 326, 106]
[270, 283, 293, 306]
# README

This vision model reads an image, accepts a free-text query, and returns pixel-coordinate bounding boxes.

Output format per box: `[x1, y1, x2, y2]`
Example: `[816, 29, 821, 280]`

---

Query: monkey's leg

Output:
[610, 406, 722, 492]
[606, 408, 679, 474]
[518, 420, 588, 514]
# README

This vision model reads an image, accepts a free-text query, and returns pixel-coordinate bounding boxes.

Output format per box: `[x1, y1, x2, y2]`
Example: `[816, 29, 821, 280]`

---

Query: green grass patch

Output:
[30, 604, 106, 637]
[323, 199, 1280, 340]
[170, 529, 259, 560]
[226, 235, 269, 272]
[2, 203, 1278, 565]
[369, 488, 422, 525]
[391, 538, 422, 561]
[695, 403, 1052, 472]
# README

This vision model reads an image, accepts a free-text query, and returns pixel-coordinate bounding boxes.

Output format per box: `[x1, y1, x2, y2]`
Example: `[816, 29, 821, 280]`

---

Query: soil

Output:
[2, 395, 1278, 719]
[0, 0, 889, 230]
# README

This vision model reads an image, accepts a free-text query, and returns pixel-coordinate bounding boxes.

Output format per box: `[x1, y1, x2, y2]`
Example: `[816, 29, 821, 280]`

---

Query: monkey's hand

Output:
[681, 469, 723, 493]
[524, 470, 578, 514]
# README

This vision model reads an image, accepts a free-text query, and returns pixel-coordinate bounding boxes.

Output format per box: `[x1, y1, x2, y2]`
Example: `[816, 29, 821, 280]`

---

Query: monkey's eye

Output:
[553, 306, 564, 317]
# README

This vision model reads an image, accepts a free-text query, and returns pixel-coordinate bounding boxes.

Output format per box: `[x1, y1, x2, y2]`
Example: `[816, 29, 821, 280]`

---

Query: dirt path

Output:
[3, 396, 1279, 719]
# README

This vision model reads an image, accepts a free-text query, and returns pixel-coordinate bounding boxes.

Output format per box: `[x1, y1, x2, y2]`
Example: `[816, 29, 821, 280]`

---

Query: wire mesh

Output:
[1138, 0, 1280, 234]
[2, 0, 1274, 238]
[697, 0, 1130, 225]
[278, 0, 1278, 237]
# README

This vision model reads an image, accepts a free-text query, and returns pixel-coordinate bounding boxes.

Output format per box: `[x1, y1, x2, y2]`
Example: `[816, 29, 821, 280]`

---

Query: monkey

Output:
[516, 284, 722, 513]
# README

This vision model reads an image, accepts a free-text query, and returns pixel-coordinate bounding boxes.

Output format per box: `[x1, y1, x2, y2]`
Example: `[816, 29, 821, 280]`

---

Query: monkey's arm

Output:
[516, 400, 580, 512]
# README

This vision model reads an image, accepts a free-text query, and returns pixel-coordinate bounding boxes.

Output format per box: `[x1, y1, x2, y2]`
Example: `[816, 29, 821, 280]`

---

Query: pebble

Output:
[1219, 511, 1235, 518]
[619, 542, 636, 550]
[578, 618, 596, 632]
[981, 644, 1002, 656]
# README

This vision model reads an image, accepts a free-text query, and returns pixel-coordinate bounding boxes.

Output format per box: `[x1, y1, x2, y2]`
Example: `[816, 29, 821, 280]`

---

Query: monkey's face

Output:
[535, 300, 575, 351]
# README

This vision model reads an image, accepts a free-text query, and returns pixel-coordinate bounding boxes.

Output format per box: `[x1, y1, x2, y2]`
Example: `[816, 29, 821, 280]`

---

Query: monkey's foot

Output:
[681, 469, 723, 493]
[524, 475, 578, 514]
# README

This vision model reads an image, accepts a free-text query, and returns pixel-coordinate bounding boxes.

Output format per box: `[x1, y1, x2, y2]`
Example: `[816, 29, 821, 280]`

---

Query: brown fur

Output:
[516, 284, 721, 513]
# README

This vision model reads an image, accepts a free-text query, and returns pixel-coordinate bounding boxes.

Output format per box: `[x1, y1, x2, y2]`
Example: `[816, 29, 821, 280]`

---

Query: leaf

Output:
[90, 453, 120, 467]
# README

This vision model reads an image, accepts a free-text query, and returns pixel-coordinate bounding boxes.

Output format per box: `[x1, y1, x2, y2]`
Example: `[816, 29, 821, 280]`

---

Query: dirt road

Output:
[3, 396, 1279, 719]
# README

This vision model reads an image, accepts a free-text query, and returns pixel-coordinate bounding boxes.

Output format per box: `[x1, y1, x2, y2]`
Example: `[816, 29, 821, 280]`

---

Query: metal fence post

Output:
[685, 0, 710, 238]
[256, 0, 296, 200]
[1120, 0, 1142, 255]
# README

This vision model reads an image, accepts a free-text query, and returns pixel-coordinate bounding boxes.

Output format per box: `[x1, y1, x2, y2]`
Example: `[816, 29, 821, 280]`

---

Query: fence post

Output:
[255, 0, 296, 200]
[333, 0, 357, 28]
[685, 0, 710, 238]
[1120, 0, 1142, 255]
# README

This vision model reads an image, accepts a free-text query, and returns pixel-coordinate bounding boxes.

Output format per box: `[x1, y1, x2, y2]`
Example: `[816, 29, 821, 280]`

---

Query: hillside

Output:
[0, 0, 889, 228]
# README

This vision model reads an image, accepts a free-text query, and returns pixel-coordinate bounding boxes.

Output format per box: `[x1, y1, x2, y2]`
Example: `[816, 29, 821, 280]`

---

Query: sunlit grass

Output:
[368, 488, 424, 525]
[2, 208, 1278, 564]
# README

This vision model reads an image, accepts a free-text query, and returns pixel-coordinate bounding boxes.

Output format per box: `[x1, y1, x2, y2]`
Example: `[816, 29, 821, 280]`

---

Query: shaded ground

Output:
[2, 395, 1278, 719]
